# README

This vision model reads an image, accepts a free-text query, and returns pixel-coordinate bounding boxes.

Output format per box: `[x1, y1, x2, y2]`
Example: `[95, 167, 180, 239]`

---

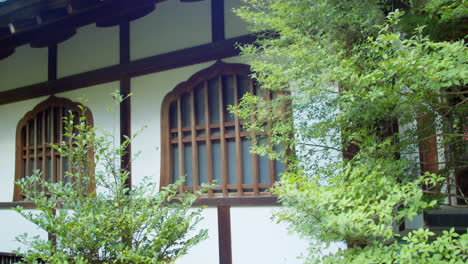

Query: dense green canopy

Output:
[234, 0, 467, 263]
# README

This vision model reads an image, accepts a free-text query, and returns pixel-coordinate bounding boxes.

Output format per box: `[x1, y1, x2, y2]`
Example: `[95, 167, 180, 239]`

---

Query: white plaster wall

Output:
[58, 24, 119, 78]
[56, 81, 120, 140]
[224, 0, 251, 39]
[0, 210, 48, 252]
[231, 207, 309, 264]
[0, 45, 47, 92]
[130, 0, 211, 61]
[176, 208, 219, 264]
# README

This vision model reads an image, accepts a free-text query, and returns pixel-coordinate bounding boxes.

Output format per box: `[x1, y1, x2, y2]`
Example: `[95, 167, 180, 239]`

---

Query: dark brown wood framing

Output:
[160, 61, 283, 202]
[0, 34, 257, 106]
[0, 0, 168, 56]
[13, 97, 94, 201]
[48, 44, 57, 81]
[211, 0, 225, 42]
[119, 21, 132, 188]
[217, 205, 232, 264]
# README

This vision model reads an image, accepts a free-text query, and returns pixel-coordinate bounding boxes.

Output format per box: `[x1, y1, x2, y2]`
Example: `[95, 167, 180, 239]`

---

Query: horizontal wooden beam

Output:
[0, 201, 36, 209]
[218, 205, 232, 264]
[0, 34, 257, 105]
[0, 196, 278, 209]
[192, 196, 279, 207]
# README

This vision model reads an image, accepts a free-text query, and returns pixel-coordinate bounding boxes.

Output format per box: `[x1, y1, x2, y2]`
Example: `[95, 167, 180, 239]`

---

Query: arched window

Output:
[161, 62, 284, 198]
[14, 96, 94, 201]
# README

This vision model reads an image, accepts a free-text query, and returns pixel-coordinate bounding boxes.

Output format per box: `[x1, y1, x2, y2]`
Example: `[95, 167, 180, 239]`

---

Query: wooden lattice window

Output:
[13, 97, 94, 201]
[161, 62, 285, 198]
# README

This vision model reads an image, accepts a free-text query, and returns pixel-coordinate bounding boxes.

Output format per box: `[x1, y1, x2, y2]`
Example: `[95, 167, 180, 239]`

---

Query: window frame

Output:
[13, 96, 94, 201]
[160, 61, 283, 201]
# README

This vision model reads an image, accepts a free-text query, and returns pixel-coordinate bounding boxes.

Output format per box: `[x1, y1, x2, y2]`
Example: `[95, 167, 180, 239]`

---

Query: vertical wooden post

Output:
[211, 0, 225, 42]
[120, 22, 132, 188]
[47, 44, 57, 244]
[218, 76, 228, 196]
[204, 81, 214, 197]
[218, 205, 232, 264]
[233, 75, 243, 195]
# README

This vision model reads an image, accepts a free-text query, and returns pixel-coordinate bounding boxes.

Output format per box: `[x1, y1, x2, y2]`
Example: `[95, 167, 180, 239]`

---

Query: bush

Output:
[15, 104, 207, 264]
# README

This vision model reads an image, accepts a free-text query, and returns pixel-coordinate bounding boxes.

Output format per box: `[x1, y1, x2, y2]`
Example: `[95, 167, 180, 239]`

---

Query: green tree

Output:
[15, 103, 207, 264]
[233, 0, 467, 263]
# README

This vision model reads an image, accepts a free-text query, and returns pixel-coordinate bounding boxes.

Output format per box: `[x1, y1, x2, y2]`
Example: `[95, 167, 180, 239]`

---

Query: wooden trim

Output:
[0, 0, 167, 48]
[218, 75, 229, 196]
[0, 196, 280, 210]
[160, 62, 283, 203]
[233, 75, 244, 195]
[120, 77, 132, 186]
[217, 205, 232, 264]
[48, 44, 57, 81]
[250, 80, 260, 195]
[204, 81, 214, 197]
[0, 34, 257, 106]
[193, 196, 279, 207]
[266, 91, 275, 185]
[417, 113, 439, 173]
[211, 0, 225, 42]
[161, 61, 251, 105]
[119, 22, 130, 65]
[177, 97, 185, 193]
[190, 91, 199, 193]
[0, 202, 36, 210]
[119, 21, 132, 188]
[13, 96, 94, 201]
[0, 252, 21, 257]
[41, 111, 46, 184]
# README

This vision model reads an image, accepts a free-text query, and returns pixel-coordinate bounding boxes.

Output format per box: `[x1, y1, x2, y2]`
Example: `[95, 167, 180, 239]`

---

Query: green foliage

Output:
[233, 0, 467, 263]
[15, 105, 207, 264]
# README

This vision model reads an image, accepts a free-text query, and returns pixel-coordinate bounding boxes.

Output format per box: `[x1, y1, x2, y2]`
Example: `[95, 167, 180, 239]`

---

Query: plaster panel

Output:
[131, 0, 211, 60]
[56, 81, 120, 138]
[225, 0, 251, 39]
[231, 207, 309, 264]
[58, 24, 119, 78]
[0, 45, 47, 92]
[0, 210, 48, 252]
[176, 207, 219, 264]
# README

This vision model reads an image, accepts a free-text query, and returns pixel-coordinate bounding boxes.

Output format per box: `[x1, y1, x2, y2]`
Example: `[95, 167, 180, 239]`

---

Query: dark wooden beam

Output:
[119, 22, 130, 65]
[211, 0, 225, 42]
[48, 44, 57, 81]
[217, 205, 232, 264]
[0, 0, 167, 48]
[193, 196, 279, 207]
[47, 42, 57, 244]
[119, 21, 132, 188]
[0, 201, 36, 209]
[0, 34, 257, 105]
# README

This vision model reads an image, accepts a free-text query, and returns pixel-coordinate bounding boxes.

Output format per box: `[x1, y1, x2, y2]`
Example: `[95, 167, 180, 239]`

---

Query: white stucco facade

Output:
[0, 1, 315, 263]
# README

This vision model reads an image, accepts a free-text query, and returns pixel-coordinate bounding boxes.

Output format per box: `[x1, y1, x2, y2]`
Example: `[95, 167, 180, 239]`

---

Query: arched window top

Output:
[162, 61, 252, 105]
[161, 62, 284, 199]
[14, 96, 93, 201]
[16, 96, 93, 130]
